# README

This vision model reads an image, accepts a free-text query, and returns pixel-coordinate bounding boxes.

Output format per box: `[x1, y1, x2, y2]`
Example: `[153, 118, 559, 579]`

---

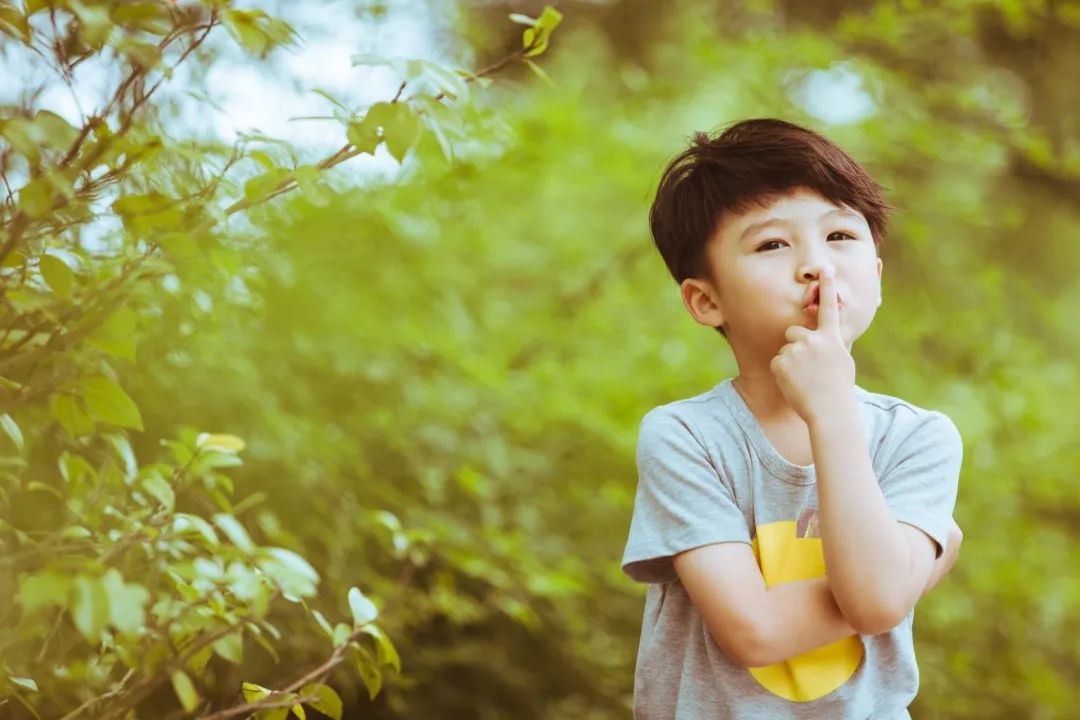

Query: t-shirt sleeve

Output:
[878, 411, 963, 559]
[621, 407, 752, 584]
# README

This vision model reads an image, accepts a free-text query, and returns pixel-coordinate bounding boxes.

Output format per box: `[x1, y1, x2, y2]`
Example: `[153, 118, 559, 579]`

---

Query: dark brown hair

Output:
[649, 118, 895, 337]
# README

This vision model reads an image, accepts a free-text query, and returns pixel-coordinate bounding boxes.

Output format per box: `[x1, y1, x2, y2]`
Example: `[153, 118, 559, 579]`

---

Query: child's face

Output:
[681, 186, 883, 358]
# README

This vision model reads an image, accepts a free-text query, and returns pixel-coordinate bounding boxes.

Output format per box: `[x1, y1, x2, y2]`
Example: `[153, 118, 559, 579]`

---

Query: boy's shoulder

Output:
[639, 378, 959, 440]
[852, 384, 962, 439]
[637, 380, 733, 433]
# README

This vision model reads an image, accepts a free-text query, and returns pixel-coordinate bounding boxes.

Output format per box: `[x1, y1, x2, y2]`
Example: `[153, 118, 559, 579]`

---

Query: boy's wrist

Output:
[805, 392, 859, 432]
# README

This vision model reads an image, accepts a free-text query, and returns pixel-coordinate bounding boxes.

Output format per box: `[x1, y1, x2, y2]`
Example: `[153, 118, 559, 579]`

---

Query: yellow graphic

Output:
[747, 509, 863, 702]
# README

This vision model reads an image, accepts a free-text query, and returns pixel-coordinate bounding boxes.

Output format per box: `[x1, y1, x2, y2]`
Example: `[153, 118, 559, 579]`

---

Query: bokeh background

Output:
[2, 0, 1077, 718]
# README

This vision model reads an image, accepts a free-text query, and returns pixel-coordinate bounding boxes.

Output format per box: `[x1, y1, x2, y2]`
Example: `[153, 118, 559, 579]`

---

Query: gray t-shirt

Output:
[621, 378, 963, 719]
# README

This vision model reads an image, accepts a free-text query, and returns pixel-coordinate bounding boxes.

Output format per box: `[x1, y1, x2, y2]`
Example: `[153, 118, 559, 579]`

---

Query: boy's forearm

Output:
[751, 557, 947, 669]
[750, 576, 856, 667]
[808, 396, 911, 630]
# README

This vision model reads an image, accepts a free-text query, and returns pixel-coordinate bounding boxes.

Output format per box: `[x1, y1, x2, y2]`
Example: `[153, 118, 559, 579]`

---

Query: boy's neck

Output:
[731, 372, 805, 426]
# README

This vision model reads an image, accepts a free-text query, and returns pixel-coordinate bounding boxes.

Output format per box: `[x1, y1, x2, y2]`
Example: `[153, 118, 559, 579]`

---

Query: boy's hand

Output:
[770, 266, 856, 423]
[921, 518, 963, 596]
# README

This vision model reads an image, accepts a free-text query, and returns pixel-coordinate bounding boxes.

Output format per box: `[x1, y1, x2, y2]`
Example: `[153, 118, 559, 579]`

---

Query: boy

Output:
[620, 118, 964, 719]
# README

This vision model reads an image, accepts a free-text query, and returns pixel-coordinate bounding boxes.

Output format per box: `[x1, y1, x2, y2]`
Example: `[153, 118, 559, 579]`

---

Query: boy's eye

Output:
[755, 232, 856, 252]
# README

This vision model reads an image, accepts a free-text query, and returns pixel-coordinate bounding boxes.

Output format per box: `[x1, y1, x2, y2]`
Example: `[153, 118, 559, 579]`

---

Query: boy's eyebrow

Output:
[738, 208, 863, 243]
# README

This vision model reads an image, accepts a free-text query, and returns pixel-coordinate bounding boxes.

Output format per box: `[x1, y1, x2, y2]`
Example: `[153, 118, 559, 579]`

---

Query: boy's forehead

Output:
[741, 187, 841, 219]
[715, 188, 864, 240]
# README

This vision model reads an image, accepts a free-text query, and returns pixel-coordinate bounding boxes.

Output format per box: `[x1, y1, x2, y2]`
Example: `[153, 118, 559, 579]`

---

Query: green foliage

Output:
[5, 0, 1074, 718]
[121, 1, 1075, 717]
[1, 0, 560, 717]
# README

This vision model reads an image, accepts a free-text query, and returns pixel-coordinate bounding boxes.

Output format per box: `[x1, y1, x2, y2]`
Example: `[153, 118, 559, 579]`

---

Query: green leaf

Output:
[508, 12, 537, 26]
[353, 643, 383, 700]
[311, 608, 334, 639]
[114, 36, 162, 69]
[360, 623, 402, 672]
[141, 474, 175, 510]
[212, 630, 243, 664]
[300, 683, 342, 719]
[196, 433, 246, 453]
[101, 568, 149, 633]
[173, 513, 220, 547]
[242, 681, 271, 703]
[535, 5, 564, 32]
[332, 622, 351, 647]
[70, 0, 111, 47]
[30, 110, 79, 148]
[348, 101, 399, 155]
[0, 117, 40, 165]
[186, 644, 215, 675]
[86, 308, 138, 360]
[51, 393, 95, 438]
[17, 571, 72, 613]
[170, 670, 199, 712]
[39, 252, 76, 297]
[521, 6, 563, 58]
[222, 8, 280, 57]
[348, 586, 378, 626]
[419, 61, 469, 99]
[0, 413, 24, 451]
[1, 249, 24, 268]
[212, 513, 255, 552]
[72, 575, 110, 643]
[105, 432, 138, 482]
[293, 165, 330, 207]
[78, 376, 143, 431]
[0, 3, 30, 42]
[523, 59, 553, 86]
[255, 707, 290, 720]
[258, 547, 319, 599]
[112, 190, 182, 235]
[8, 676, 38, 692]
[292, 703, 306, 720]
[17, 177, 53, 218]
[243, 168, 292, 203]
[383, 103, 422, 163]
[226, 561, 265, 602]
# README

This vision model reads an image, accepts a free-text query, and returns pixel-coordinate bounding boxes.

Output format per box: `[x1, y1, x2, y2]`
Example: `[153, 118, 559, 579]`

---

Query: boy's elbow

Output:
[701, 617, 771, 668]
[844, 598, 908, 636]
[728, 618, 777, 668]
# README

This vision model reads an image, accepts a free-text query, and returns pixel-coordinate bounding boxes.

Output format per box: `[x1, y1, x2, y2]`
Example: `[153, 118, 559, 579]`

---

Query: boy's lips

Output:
[802, 283, 843, 311]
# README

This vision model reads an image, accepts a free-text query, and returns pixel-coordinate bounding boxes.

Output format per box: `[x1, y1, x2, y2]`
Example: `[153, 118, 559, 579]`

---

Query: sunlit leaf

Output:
[196, 433, 247, 453]
[300, 683, 342, 720]
[78, 376, 143, 431]
[212, 631, 243, 664]
[348, 586, 378, 626]
[213, 513, 255, 552]
[0, 413, 24, 451]
[72, 575, 110, 643]
[170, 670, 199, 712]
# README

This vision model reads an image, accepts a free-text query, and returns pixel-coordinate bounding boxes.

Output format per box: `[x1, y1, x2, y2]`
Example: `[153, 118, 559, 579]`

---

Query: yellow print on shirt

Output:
[747, 506, 864, 702]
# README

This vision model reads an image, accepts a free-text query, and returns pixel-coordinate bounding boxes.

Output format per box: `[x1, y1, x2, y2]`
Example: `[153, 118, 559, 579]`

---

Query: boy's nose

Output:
[801, 264, 836, 281]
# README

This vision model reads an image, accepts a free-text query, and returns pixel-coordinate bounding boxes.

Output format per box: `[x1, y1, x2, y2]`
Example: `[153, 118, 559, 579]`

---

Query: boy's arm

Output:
[921, 517, 963, 595]
[676, 519, 963, 668]
[808, 398, 961, 635]
[676, 543, 856, 668]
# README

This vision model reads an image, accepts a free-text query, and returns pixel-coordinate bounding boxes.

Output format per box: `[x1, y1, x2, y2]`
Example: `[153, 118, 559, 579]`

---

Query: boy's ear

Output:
[680, 278, 726, 328]
[876, 257, 883, 307]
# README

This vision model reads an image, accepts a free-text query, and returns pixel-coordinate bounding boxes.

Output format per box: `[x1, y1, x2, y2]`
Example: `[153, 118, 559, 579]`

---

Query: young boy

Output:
[620, 118, 964, 719]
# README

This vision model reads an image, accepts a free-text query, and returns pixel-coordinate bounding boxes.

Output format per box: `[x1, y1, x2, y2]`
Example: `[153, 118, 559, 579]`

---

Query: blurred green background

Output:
[2, 0, 1077, 717]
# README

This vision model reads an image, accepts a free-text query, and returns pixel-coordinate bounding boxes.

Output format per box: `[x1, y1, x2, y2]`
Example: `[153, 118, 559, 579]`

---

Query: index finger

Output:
[817, 267, 841, 333]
